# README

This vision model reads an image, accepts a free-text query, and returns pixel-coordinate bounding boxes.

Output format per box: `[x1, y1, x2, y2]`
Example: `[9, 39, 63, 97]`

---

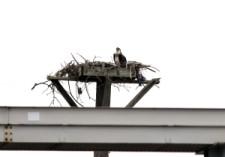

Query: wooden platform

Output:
[47, 61, 152, 83]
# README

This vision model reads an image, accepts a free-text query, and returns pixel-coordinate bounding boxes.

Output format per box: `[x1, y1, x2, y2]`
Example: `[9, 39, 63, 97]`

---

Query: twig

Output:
[31, 81, 50, 90]
[49, 87, 62, 107]
[67, 80, 84, 107]
[77, 53, 88, 62]
[93, 56, 101, 62]
[75, 81, 80, 99]
[41, 86, 52, 94]
[146, 67, 156, 73]
[32, 81, 63, 107]
[71, 53, 80, 65]
[84, 82, 95, 102]
[155, 85, 160, 88]
[113, 84, 120, 91]
[145, 66, 160, 72]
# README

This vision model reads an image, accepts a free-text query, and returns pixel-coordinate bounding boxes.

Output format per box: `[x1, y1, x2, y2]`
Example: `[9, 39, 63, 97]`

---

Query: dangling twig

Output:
[49, 87, 62, 107]
[84, 82, 95, 102]
[67, 80, 84, 107]
[113, 84, 120, 91]
[32, 81, 63, 107]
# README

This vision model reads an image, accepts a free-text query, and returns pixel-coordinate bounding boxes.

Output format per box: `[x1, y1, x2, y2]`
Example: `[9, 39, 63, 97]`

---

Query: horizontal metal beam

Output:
[48, 75, 158, 84]
[1, 107, 225, 126]
[1, 107, 225, 152]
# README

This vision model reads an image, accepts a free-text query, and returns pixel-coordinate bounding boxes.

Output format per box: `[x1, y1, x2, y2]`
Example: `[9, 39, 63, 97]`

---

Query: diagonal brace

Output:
[51, 79, 78, 107]
[125, 78, 160, 108]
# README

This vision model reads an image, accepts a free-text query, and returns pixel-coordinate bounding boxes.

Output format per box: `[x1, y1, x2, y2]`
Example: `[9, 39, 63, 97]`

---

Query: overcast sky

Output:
[1, 0, 225, 156]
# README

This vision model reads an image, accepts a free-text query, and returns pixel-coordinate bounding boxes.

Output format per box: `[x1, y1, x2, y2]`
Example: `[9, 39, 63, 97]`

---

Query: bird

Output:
[113, 47, 127, 68]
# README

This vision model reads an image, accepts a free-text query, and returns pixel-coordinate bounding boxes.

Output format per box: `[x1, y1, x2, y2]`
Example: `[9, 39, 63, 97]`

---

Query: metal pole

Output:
[204, 145, 225, 157]
[125, 78, 159, 108]
[95, 77, 111, 157]
[51, 80, 78, 107]
[96, 77, 111, 107]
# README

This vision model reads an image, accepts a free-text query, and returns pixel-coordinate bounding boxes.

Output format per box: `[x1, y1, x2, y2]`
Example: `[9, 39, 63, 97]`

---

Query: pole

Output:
[204, 145, 225, 157]
[51, 80, 78, 107]
[96, 77, 111, 107]
[94, 77, 111, 157]
[125, 78, 159, 108]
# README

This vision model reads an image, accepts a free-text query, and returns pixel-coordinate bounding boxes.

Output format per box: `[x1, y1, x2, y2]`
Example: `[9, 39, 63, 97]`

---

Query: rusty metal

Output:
[4, 125, 13, 143]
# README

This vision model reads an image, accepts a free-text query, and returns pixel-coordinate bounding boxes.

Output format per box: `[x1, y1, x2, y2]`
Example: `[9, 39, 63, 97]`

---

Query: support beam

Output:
[51, 80, 78, 107]
[95, 78, 111, 157]
[1, 107, 225, 153]
[94, 151, 109, 157]
[126, 78, 160, 108]
[96, 78, 111, 107]
[204, 145, 225, 157]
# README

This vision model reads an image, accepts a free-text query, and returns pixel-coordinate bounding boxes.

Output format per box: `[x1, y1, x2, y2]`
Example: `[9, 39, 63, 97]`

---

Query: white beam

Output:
[0, 107, 225, 152]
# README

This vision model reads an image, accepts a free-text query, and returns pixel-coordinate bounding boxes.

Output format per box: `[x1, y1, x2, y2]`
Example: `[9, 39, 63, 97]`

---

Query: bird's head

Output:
[116, 47, 122, 54]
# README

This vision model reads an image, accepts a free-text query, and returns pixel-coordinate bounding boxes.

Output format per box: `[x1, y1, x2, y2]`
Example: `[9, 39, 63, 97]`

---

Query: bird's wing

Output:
[120, 54, 127, 63]
[113, 53, 116, 61]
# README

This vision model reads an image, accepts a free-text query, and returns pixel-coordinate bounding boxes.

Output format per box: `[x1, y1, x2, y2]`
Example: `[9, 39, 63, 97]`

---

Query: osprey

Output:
[113, 47, 127, 68]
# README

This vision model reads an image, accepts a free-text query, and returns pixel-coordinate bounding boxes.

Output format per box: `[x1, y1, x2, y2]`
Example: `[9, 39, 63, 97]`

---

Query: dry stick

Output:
[155, 85, 160, 88]
[92, 56, 101, 62]
[75, 81, 80, 100]
[31, 81, 62, 106]
[146, 66, 160, 72]
[49, 87, 62, 107]
[84, 82, 95, 102]
[41, 82, 58, 95]
[77, 53, 88, 62]
[145, 67, 156, 73]
[84, 77, 95, 102]
[93, 56, 97, 62]
[151, 66, 160, 72]
[60, 63, 64, 68]
[42, 84, 53, 94]
[67, 80, 84, 107]
[31, 81, 49, 90]
[54, 97, 63, 107]
[112, 84, 120, 92]
[71, 53, 80, 65]
[51, 87, 62, 107]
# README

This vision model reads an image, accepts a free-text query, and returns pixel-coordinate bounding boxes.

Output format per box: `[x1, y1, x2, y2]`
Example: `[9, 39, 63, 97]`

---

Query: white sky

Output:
[1, 0, 225, 156]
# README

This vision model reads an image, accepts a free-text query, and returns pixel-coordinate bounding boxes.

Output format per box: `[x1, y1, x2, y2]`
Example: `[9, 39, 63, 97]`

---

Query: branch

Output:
[31, 81, 50, 90]
[32, 81, 63, 107]
[77, 53, 88, 62]
[84, 82, 95, 102]
[92, 56, 101, 62]
[67, 80, 84, 107]
[71, 53, 80, 65]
